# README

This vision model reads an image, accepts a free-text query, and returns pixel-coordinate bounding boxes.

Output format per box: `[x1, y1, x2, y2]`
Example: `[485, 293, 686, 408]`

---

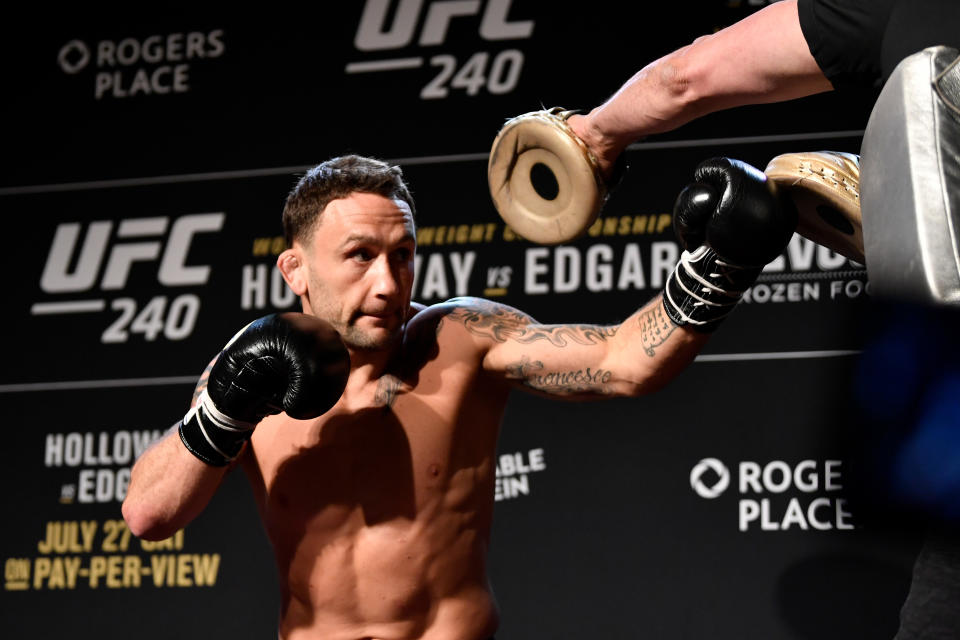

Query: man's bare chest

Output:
[251, 367, 504, 498]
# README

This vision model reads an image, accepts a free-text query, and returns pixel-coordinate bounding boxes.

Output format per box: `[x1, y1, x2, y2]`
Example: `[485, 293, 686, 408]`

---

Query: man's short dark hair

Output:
[282, 155, 416, 246]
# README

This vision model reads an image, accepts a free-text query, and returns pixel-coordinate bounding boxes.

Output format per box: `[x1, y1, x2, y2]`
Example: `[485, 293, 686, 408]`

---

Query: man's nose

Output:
[370, 256, 402, 298]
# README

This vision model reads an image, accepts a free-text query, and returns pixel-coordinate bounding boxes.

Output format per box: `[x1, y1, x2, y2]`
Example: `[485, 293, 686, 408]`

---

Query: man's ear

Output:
[277, 248, 307, 296]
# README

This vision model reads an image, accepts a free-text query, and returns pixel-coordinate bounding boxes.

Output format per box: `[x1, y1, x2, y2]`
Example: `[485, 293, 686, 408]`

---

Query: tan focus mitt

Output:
[488, 107, 611, 244]
[764, 151, 864, 263]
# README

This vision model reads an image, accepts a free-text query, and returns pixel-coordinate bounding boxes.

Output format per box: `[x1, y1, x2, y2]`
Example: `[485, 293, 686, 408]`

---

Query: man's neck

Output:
[345, 344, 398, 384]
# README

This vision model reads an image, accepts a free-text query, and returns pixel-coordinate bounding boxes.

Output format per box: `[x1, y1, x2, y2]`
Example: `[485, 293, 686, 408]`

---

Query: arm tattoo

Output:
[191, 359, 216, 407]
[450, 300, 617, 347]
[505, 355, 545, 380]
[506, 355, 613, 395]
[637, 303, 676, 357]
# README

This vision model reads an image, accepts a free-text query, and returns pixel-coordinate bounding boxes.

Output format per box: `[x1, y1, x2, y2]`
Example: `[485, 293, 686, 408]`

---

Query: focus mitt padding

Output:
[488, 107, 610, 244]
[764, 150, 864, 263]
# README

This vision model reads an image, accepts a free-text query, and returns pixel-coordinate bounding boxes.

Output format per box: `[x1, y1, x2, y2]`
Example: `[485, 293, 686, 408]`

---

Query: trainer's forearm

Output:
[575, 45, 703, 161]
[122, 430, 228, 540]
[574, 1, 831, 170]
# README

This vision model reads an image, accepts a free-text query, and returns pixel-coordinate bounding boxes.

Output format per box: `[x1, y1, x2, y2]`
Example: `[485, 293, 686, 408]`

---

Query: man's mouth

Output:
[355, 309, 398, 323]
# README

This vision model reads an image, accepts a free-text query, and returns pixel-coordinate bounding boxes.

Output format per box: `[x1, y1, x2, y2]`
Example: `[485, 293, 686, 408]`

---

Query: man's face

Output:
[297, 192, 416, 352]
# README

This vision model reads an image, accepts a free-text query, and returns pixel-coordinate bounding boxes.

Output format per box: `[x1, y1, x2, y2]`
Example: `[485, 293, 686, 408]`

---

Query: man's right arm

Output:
[122, 313, 350, 541]
[122, 359, 230, 541]
[568, 0, 832, 175]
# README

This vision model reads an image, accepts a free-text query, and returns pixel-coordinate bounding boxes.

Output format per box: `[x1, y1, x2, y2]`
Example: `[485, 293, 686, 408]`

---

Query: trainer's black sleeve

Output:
[798, 0, 960, 90]
[796, 0, 895, 90]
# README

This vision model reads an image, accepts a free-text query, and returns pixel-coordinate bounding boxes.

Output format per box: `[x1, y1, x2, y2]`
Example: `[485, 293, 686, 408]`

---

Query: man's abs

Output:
[276, 517, 499, 640]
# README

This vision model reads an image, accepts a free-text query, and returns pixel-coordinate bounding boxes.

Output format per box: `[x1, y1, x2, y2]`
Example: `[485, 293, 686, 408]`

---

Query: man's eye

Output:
[394, 248, 412, 262]
[352, 249, 373, 262]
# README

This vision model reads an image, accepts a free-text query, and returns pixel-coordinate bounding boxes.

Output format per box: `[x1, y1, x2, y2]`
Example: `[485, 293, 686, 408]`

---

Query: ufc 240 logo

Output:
[349, 0, 534, 100]
[35, 213, 224, 344]
[355, 0, 533, 51]
[40, 213, 224, 293]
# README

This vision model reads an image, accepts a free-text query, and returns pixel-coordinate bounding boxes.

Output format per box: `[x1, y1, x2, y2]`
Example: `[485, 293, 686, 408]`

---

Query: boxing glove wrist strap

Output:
[178, 390, 257, 467]
[662, 246, 761, 332]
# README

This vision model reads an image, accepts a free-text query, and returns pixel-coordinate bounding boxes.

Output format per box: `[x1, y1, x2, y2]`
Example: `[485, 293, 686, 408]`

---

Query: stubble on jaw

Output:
[307, 289, 404, 353]
[340, 318, 404, 352]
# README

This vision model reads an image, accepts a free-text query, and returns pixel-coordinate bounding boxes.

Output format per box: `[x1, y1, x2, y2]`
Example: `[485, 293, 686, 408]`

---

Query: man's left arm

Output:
[471, 158, 798, 399]
[446, 294, 703, 399]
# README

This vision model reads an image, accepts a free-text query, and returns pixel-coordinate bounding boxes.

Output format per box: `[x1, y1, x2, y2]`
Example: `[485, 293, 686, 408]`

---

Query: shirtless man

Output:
[122, 154, 795, 639]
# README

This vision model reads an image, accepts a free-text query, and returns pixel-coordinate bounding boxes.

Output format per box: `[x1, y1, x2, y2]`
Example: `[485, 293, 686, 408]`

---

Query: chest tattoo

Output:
[374, 374, 403, 408]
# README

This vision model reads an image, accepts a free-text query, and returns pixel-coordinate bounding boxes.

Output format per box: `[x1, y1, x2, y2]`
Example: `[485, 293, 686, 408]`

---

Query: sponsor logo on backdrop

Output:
[689, 457, 855, 532]
[33, 213, 225, 343]
[495, 448, 546, 501]
[57, 30, 226, 100]
[346, 0, 534, 100]
[4, 428, 222, 593]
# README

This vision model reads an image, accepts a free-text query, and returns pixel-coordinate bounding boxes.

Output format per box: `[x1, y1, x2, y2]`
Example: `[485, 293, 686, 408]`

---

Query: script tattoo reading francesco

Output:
[504, 356, 614, 395]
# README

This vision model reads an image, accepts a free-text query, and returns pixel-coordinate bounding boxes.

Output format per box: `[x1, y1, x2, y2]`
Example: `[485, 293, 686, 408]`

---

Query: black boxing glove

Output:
[663, 158, 798, 332]
[179, 313, 350, 466]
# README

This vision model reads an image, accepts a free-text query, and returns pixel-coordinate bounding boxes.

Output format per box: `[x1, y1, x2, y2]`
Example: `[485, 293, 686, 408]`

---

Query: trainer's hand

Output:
[179, 313, 350, 466]
[664, 158, 797, 331]
[566, 112, 620, 181]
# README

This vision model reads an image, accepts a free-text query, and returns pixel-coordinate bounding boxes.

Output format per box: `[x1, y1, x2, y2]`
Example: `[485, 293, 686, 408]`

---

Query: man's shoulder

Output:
[407, 297, 535, 338]
[403, 297, 484, 347]
[404, 297, 537, 351]
[409, 296, 507, 315]
[391, 299, 499, 379]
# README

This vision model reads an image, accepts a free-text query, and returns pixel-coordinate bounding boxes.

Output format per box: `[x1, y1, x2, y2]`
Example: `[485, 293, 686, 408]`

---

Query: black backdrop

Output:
[1, 3, 924, 638]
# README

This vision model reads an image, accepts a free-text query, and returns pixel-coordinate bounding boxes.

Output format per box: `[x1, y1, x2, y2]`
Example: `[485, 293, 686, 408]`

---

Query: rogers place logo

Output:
[56, 30, 225, 100]
[690, 457, 856, 532]
[690, 458, 730, 499]
[58, 40, 90, 74]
